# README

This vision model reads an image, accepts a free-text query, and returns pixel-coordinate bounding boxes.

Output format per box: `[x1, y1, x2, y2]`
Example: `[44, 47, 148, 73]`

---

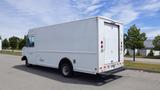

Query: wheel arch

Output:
[21, 56, 27, 61]
[58, 57, 73, 70]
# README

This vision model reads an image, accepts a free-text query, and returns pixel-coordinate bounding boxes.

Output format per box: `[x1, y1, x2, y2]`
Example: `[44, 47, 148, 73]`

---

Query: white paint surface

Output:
[22, 16, 124, 74]
[0, 39, 2, 51]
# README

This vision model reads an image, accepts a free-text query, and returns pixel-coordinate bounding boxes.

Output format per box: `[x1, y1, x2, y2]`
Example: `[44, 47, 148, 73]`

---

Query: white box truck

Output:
[0, 38, 2, 51]
[22, 16, 124, 77]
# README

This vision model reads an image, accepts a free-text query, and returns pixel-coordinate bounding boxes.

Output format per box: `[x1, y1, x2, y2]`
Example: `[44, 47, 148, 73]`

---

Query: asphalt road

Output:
[125, 57, 160, 64]
[0, 54, 160, 90]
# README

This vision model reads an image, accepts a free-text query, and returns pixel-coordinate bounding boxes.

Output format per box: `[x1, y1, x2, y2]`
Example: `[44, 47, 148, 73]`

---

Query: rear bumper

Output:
[97, 67, 125, 75]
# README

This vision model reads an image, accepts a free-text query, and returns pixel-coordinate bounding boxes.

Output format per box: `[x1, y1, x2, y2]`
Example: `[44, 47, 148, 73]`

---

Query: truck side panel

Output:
[27, 18, 99, 74]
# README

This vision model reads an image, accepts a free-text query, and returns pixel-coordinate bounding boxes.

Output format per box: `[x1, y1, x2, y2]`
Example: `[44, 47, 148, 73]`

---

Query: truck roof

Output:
[29, 16, 123, 33]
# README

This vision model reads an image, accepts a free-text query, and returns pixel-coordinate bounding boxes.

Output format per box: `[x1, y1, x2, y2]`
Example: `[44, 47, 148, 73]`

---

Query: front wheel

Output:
[60, 63, 73, 77]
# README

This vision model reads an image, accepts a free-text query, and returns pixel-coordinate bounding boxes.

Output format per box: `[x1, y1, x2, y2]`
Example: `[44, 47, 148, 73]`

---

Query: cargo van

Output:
[22, 16, 124, 77]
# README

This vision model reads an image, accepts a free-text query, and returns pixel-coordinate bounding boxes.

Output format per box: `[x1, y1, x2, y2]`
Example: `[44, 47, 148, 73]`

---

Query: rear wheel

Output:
[25, 60, 32, 67]
[60, 63, 73, 77]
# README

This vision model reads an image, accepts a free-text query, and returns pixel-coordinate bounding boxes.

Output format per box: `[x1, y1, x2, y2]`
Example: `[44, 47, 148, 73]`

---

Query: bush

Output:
[125, 50, 130, 56]
[136, 52, 141, 56]
[148, 49, 154, 56]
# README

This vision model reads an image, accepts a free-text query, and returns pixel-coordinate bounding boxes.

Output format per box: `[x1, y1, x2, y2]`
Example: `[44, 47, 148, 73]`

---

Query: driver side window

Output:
[26, 36, 35, 47]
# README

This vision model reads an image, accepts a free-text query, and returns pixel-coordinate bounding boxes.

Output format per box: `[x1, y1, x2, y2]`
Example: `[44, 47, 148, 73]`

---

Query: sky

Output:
[0, 0, 160, 39]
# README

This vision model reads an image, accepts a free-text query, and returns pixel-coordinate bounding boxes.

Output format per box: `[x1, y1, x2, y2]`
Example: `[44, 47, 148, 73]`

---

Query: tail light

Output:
[100, 41, 104, 52]
[120, 42, 123, 51]
[101, 41, 103, 48]
[101, 45, 103, 48]
[101, 41, 103, 44]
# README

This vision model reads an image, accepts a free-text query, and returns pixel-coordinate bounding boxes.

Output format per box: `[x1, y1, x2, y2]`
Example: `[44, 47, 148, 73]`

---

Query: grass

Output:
[124, 60, 160, 73]
[0, 50, 21, 56]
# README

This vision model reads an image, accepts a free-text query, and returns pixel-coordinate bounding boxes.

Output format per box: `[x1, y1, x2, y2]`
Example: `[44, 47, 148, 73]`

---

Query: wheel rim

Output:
[62, 65, 70, 76]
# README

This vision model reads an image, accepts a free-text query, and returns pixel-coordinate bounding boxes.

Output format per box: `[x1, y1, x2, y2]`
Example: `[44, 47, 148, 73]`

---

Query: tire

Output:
[25, 60, 32, 67]
[60, 63, 73, 77]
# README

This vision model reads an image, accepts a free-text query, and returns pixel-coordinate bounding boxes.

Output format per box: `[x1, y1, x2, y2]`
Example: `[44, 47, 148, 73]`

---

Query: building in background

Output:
[125, 40, 160, 56]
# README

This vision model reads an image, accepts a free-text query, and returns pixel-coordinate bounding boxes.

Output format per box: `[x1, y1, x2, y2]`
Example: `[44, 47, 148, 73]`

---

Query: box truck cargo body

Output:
[22, 16, 124, 77]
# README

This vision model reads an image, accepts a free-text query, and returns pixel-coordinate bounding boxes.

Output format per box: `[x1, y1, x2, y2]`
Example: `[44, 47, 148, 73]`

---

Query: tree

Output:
[125, 25, 147, 61]
[18, 36, 27, 49]
[2, 39, 10, 49]
[153, 35, 160, 50]
[9, 36, 20, 51]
